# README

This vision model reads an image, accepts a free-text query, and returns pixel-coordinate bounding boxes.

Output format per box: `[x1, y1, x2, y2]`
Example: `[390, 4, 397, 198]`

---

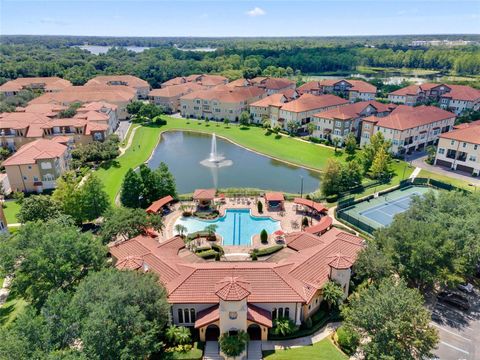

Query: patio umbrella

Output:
[274, 230, 285, 236]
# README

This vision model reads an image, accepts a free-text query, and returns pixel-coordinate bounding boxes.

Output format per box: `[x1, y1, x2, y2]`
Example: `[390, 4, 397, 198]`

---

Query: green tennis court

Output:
[339, 186, 434, 232]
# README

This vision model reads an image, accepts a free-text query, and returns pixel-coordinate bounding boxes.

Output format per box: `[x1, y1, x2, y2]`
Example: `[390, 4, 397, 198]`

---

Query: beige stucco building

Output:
[435, 121, 480, 176]
[149, 83, 206, 113]
[2, 139, 70, 193]
[109, 228, 363, 351]
[180, 86, 266, 122]
[298, 79, 376, 102]
[360, 105, 456, 155]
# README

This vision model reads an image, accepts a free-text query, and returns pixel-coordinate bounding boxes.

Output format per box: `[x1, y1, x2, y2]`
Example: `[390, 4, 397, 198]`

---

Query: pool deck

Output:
[162, 197, 326, 256]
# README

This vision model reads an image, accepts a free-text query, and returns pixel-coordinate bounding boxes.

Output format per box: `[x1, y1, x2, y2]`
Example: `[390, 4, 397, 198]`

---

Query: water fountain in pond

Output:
[200, 134, 233, 168]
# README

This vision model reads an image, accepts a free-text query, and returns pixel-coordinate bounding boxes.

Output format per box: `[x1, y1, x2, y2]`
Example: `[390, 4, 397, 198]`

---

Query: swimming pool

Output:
[175, 209, 281, 246]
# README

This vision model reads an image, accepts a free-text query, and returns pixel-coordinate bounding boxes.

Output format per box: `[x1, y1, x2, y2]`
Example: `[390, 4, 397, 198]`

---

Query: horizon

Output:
[1, 0, 479, 37]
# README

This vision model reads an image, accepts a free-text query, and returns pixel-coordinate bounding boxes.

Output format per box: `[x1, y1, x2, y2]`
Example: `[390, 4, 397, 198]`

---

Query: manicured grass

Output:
[418, 169, 477, 191]
[263, 338, 347, 360]
[95, 124, 164, 202]
[0, 289, 28, 327]
[170, 342, 203, 360]
[2, 200, 20, 224]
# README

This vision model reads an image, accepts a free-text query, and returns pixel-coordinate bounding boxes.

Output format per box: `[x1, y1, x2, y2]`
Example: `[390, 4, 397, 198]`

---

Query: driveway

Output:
[431, 288, 480, 360]
[407, 153, 480, 186]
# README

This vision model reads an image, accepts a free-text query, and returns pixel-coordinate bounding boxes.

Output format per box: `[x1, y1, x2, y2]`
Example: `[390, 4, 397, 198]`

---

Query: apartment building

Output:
[179, 86, 266, 121]
[388, 83, 480, 114]
[434, 121, 480, 176]
[249, 94, 288, 125]
[149, 83, 205, 113]
[249, 77, 296, 95]
[28, 85, 136, 120]
[360, 105, 456, 155]
[2, 139, 70, 193]
[298, 79, 376, 101]
[0, 77, 72, 97]
[312, 101, 395, 144]
[85, 75, 151, 99]
[0, 102, 118, 150]
[276, 94, 349, 131]
[439, 85, 480, 115]
[162, 74, 228, 88]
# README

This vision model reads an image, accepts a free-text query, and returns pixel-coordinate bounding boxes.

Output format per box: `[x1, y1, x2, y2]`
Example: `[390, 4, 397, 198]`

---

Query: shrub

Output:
[211, 243, 224, 255]
[272, 317, 298, 337]
[254, 245, 284, 257]
[335, 326, 360, 356]
[182, 211, 192, 217]
[219, 331, 249, 357]
[260, 229, 268, 244]
[302, 217, 309, 228]
[251, 252, 258, 261]
[196, 250, 217, 259]
[257, 200, 263, 213]
[303, 317, 313, 329]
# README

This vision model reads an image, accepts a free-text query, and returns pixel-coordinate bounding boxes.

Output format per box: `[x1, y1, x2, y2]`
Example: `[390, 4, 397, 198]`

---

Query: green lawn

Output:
[2, 200, 20, 225]
[263, 338, 347, 360]
[0, 289, 28, 327]
[94, 117, 412, 203]
[418, 169, 477, 191]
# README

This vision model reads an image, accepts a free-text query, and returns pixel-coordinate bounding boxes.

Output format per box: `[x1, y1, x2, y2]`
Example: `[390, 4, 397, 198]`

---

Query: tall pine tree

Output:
[120, 169, 144, 208]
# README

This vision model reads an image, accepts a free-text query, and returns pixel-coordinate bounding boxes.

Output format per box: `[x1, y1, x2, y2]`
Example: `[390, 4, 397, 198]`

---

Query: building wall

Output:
[349, 91, 375, 102]
[435, 137, 480, 175]
[180, 97, 264, 122]
[171, 303, 216, 327]
[440, 97, 480, 115]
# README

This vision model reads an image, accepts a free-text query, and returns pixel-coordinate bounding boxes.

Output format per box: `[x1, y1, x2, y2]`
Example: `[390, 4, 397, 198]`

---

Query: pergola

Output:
[264, 192, 285, 210]
[193, 189, 216, 208]
[145, 195, 174, 214]
[293, 198, 328, 215]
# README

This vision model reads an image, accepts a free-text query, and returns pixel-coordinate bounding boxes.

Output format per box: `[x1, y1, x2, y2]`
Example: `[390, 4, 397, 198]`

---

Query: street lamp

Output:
[299, 176, 304, 198]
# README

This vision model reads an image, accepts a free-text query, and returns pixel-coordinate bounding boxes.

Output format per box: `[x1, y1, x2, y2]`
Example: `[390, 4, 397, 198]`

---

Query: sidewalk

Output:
[262, 321, 341, 351]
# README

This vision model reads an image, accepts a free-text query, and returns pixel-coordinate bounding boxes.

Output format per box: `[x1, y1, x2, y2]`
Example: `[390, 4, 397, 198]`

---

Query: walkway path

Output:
[118, 124, 139, 156]
[0, 275, 13, 307]
[262, 321, 341, 351]
[409, 166, 422, 180]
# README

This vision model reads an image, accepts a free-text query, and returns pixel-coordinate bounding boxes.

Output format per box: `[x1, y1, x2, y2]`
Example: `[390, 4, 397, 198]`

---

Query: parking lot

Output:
[431, 288, 480, 360]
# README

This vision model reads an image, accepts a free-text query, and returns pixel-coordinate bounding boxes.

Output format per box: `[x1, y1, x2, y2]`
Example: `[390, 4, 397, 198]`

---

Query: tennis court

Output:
[338, 186, 434, 232]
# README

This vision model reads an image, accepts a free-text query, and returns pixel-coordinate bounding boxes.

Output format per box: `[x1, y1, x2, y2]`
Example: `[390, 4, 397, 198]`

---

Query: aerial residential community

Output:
[0, 1, 479, 360]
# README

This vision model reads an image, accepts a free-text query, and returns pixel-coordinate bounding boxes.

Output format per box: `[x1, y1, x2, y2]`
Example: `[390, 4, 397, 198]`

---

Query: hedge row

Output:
[253, 245, 284, 257]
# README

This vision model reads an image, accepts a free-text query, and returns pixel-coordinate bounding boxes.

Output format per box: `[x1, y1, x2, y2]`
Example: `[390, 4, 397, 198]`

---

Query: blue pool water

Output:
[175, 209, 281, 246]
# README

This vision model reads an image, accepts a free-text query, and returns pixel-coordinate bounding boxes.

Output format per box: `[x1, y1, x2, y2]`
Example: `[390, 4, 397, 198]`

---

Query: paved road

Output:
[432, 288, 480, 360]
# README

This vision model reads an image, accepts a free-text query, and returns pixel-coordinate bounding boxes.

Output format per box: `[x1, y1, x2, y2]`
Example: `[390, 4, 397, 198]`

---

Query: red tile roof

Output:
[0, 77, 72, 92]
[347, 80, 377, 94]
[374, 105, 456, 131]
[439, 120, 480, 144]
[109, 228, 364, 305]
[327, 253, 355, 269]
[215, 277, 251, 301]
[265, 192, 284, 202]
[247, 304, 273, 327]
[280, 94, 348, 113]
[293, 198, 327, 213]
[250, 93, 287, 108]
[304, 216, 333, 235]
[194, 305, 220, 328]
[193, 189, 216, 200]
[2, 139, 67, 166]
[85, 75, 150, 89]
[285, 232, 326, 251]
[251, 77, 295, 91]
[442, 85, 480, 102]
[313, 101, 392, 121]
[146, 195, 174, 214]
[149, 83, 205, 98]
[389, 84, 422, 96]
[116, 256, 145, 270]
[0, 112, 52, 137]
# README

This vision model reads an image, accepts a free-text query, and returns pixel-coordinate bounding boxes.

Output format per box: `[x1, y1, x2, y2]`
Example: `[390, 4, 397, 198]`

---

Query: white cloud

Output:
[246, 7, 266, 17]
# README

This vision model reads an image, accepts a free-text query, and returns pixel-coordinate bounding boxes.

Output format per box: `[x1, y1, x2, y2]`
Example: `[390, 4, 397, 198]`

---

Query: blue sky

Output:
[1, 1, 479, 37]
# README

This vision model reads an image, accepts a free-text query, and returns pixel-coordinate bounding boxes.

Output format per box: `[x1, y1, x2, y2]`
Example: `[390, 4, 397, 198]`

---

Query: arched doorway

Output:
[205, 324, 220, 341]
[247, 324, 262, 341]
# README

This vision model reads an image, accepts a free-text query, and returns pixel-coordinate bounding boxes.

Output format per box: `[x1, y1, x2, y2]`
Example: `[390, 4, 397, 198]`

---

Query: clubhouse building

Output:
[109, 227, 363, 342]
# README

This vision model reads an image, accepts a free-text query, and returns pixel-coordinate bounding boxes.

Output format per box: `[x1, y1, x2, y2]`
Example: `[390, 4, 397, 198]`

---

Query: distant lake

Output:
[173, 44, 217, 52]
[147, 131, 320, 194]
[77, 45, 150, 55]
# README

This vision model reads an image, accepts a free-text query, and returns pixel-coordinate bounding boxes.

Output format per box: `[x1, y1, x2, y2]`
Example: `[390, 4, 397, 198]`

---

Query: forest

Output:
[1, 35, 480, 88]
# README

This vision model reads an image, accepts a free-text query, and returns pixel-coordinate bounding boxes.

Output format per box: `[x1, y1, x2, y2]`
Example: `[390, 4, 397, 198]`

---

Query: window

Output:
[335, 121, 342, 127]
[184, 309, 190, 323]
[363, 132, 370, 139]
[190, 309, 196, 323]
[194, 106, 199, 110]
[474, 145, 478, 150]
[284, 307, 290, 319]
[272, 308, 277, 320]
[278, 308, 284, 318]
[28, 165, 32, 170]
[178, 309, 184, 323]
[438, 148, 445, 155]
[23, 176, 27, 180]
[33, 177, 39, 182]
[469, 155, 477, 162]
[451, 140, 455, 146]
[333, 129, 341, 136]
[463, 142, 467, 148]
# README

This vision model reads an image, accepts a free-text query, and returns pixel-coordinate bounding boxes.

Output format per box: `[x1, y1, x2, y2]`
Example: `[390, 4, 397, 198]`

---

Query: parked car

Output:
[437, 291, 470, 311]
[457, 283, 474, 293]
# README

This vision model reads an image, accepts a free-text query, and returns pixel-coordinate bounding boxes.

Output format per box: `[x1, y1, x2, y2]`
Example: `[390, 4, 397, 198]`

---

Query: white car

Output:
[457, 283, 474, 293]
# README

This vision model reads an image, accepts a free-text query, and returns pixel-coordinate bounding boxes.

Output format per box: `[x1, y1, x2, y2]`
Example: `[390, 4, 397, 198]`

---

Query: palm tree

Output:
[332, 137, 341, 152]
[306, 122, 315, 136]
[262, 115, 271, 129]
[322, 280, 344, 310]
[165, 325, 191, 346]
[174, 224, 187, 237]
[204, 224, 218, 240]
